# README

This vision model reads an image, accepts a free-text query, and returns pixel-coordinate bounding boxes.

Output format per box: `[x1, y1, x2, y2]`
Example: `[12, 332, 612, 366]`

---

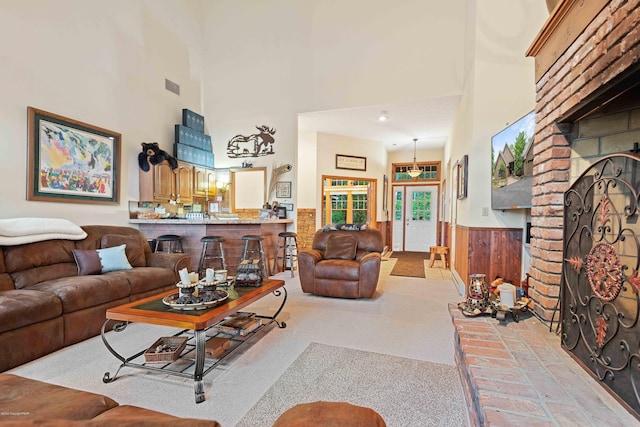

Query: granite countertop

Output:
[130, 218, 293, 225]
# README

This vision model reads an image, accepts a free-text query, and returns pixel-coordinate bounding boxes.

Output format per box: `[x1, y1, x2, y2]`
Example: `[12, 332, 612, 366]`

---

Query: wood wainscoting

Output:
[454, 225, 523, 290]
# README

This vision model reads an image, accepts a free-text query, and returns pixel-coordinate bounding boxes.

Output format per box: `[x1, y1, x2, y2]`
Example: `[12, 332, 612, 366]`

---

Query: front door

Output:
[392, 185, 438, 252]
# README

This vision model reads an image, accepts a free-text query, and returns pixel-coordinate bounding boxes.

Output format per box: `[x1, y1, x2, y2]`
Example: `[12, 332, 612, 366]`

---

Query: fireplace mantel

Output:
[526, 0, 609, 82]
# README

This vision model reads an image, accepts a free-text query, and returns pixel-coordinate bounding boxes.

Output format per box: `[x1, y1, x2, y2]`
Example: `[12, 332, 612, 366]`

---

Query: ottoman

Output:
[273, 401, 386, 426]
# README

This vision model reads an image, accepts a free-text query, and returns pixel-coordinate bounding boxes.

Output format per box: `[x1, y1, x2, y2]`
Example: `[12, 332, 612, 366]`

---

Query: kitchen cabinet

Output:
[193, 166, 216, 198]
[139, 160, 193, 203]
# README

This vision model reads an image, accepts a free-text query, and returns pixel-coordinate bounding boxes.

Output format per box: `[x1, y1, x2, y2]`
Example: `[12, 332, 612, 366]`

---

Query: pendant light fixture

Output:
[408, 138, 422, 178]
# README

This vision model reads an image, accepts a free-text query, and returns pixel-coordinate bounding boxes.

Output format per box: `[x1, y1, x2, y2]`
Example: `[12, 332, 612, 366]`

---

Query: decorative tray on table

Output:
[162, 289, 229, 311]
[199, 276, 235, 289]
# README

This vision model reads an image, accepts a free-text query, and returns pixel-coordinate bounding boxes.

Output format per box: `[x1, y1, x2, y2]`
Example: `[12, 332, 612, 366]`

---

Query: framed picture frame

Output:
[280, 203, 294, 212]
[336, 154, 367, 171]
[208, 201, 220, 213]
[457, 155, 468, 199]
[277, 206, 287, 219]
[275, 181, 292, 198]
[27, 107, 121, 205]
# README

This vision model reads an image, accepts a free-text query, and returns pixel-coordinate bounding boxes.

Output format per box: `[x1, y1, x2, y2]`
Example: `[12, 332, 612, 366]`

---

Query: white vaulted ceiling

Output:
[298, 95, 460, 152]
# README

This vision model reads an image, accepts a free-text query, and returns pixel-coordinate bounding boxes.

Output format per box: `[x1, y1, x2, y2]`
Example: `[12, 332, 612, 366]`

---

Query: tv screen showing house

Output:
[491, 110, 535, 210]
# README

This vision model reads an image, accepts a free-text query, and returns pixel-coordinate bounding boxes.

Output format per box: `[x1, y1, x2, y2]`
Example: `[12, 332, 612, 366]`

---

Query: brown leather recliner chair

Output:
[298, 228, 383, 298]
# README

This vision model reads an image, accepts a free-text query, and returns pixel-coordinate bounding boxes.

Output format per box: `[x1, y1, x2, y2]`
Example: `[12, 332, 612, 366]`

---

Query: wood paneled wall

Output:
[454, 225, 523, 292]
[376, 220, 390, 250]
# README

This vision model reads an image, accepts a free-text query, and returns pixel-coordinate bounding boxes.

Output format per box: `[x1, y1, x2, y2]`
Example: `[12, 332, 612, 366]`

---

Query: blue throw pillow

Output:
[97, 244, 133, 273]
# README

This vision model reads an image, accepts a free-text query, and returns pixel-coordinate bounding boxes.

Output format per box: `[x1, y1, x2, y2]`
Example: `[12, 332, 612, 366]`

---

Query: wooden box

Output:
[205, 337, 230, 359]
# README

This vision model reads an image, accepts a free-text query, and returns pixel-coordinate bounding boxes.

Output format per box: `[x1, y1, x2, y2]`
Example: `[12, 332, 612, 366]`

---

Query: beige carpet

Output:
[237, 342, 466, 427]
[8, 262, 466, 426]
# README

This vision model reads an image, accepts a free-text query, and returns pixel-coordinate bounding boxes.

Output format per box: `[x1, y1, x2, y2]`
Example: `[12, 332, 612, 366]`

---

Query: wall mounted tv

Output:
[491, 110, 535, 210]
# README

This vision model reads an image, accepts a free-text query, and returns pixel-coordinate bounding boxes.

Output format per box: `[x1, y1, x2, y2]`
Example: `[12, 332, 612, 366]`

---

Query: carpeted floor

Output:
[389, 251, 430, 278]
[8, 264, 466, 426]
[236, 342, 466, 427]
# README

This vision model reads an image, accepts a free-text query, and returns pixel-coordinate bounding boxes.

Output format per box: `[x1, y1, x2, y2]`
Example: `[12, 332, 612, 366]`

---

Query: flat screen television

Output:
[491, 110, 535, 210]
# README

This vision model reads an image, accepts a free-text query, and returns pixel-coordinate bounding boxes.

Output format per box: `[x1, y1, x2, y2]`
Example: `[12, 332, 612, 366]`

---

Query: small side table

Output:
[428, 246, 449, 269]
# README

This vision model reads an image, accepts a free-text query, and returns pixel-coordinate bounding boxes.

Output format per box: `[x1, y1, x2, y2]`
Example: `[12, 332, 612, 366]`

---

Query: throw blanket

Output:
[0, 218, 87, 246]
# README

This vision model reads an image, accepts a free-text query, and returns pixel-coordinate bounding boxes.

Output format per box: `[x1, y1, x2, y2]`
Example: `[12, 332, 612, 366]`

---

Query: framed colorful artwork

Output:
[27, 107, 121, 205]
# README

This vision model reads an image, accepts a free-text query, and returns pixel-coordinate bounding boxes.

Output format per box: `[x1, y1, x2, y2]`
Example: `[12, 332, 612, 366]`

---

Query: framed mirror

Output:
[231, 167, 267, 210]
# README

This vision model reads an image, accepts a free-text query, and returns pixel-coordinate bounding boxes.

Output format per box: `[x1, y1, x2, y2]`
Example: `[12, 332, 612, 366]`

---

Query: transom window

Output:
[392, 162, 440, 182]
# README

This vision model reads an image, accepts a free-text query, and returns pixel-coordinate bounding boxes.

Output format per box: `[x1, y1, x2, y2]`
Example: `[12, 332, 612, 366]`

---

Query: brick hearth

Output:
[449, 304, 638, 426]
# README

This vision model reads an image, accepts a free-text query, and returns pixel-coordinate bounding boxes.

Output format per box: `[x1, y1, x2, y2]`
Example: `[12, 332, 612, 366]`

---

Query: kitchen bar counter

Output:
[130, 219, 293, 275]
[130, 219, 292, 225]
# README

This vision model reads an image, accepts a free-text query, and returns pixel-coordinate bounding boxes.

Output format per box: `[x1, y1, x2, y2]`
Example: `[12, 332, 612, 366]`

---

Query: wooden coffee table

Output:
[100, 278, 286, 403]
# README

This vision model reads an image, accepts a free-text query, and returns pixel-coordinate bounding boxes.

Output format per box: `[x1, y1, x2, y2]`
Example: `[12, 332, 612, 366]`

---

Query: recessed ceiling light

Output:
[378, 111, 388, 122]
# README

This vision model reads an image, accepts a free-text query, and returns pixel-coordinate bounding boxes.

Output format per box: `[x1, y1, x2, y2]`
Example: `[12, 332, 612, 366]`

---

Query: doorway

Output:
[321, 176, 376, 226]
[392, 185, 438, 252]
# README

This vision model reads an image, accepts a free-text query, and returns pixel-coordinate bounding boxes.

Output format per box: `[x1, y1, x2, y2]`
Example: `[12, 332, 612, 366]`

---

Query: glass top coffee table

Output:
[100, 278, 286, 403]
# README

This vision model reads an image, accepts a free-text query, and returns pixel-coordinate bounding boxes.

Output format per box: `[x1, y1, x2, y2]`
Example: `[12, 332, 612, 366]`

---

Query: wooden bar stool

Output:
[153, 234, 183, 253]
[428, 246, 449, 269]
[272, 231, 299, 277]
[241, 235, 269, 278]
[197, 236, 227, 275]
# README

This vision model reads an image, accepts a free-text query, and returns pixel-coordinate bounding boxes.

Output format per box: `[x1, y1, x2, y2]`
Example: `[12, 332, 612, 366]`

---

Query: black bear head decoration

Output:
[138, 142, 178, 172]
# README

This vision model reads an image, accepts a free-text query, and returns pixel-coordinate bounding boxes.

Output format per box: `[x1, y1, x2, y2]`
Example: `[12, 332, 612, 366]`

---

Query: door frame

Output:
[320, 175, 377, 226]
[391, 183, 441, 251]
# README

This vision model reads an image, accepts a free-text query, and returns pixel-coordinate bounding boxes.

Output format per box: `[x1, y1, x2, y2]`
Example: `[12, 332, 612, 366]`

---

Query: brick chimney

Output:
[526, 0, 640, 321]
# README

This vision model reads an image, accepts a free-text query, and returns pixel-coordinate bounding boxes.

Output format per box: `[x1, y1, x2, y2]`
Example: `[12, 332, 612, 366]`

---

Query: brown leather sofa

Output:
[0, 225, 189, 373]
[0, 373, 220, 426]
[298, 228, 383, 298]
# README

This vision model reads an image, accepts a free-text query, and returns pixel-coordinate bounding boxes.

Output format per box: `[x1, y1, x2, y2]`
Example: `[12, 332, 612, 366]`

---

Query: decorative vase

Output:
[467, 274, 489, 312]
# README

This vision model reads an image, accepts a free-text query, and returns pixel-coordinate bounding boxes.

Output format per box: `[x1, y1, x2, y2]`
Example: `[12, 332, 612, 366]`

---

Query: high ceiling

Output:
[298, 95, 461, 152]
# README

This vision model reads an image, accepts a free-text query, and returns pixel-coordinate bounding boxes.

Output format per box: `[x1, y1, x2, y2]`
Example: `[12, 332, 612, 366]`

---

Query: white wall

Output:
[0, 0, 205, 225]
[202, 0, 467, 217]
[0, 0, 547, 237]
[314, 132, 387, 228]
[296, 131, 317, 209]
[446, 0, 548, 229]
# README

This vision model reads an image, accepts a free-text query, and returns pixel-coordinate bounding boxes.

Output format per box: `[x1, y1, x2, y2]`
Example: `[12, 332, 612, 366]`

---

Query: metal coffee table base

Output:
[101, 287, 287, 403]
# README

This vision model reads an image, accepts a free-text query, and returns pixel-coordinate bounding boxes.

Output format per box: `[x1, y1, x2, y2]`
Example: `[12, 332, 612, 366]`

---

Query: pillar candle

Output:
[498, 283, 516, 308]
[178, 268, 190, 285]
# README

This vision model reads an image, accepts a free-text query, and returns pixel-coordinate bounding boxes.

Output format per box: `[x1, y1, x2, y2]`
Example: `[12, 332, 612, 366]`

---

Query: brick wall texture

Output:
[531, 0, 640, 320]
[296, 209, 317, 250]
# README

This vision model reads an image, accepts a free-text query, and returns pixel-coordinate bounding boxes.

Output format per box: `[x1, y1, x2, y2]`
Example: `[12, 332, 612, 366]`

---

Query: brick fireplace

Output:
[526, 0, 640, 322]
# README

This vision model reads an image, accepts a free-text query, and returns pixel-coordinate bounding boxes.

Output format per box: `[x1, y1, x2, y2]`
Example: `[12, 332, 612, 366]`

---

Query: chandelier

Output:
[408, 138, 422, 178]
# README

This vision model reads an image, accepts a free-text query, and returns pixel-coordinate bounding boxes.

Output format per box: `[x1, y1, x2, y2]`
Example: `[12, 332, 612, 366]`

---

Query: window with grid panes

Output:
[330, 194, 348, 224]
[392, 162, 440, 182]
[352, 193, 368, 224]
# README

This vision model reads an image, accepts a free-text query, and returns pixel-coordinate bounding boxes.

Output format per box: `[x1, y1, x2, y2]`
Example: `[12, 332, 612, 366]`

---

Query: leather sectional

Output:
[0, 225, 190, 373]
[0, 373, 220, 426]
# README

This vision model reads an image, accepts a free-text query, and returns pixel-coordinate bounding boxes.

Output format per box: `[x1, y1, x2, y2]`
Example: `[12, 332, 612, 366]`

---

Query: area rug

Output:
[389, 251, 430, 278]
[236, 342, 466, 427]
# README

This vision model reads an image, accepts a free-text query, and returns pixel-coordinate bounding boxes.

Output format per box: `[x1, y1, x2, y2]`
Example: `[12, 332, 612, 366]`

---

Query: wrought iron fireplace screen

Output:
[561, 153, 640, 419]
